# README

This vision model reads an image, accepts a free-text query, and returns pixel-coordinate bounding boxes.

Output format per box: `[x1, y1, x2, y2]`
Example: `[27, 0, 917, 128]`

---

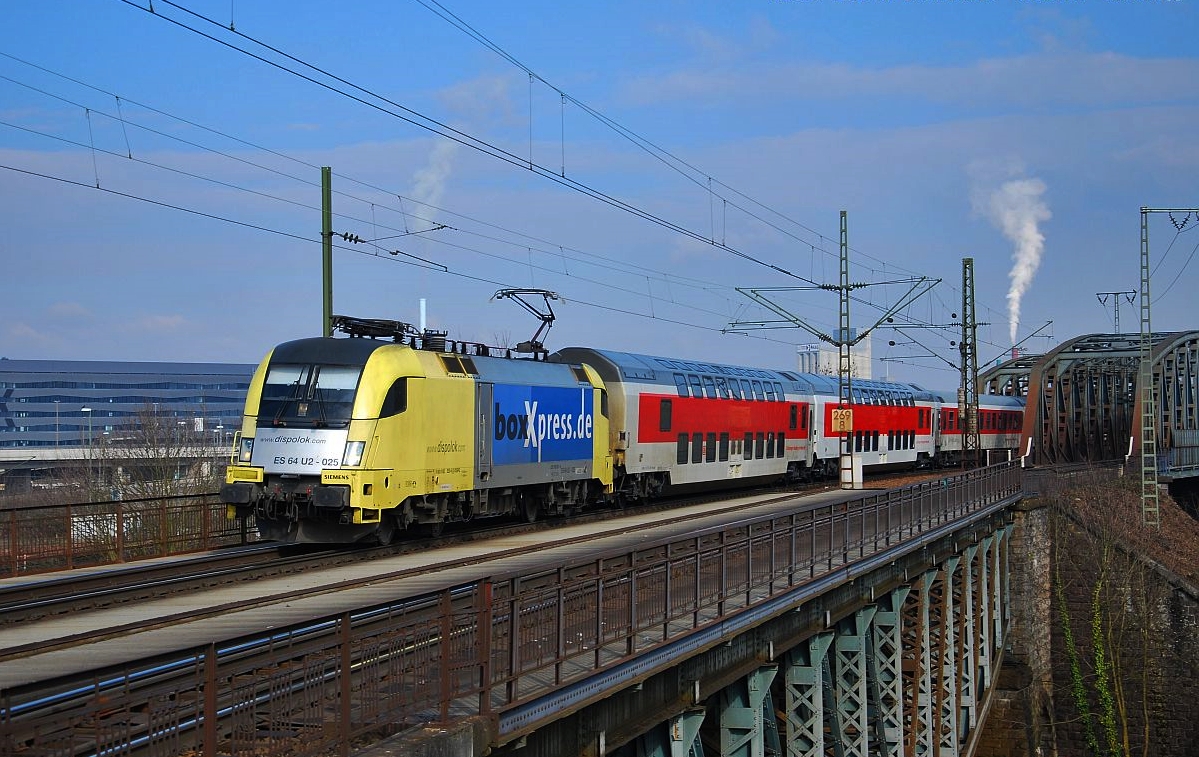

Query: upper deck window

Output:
[674, 373, 689, 397]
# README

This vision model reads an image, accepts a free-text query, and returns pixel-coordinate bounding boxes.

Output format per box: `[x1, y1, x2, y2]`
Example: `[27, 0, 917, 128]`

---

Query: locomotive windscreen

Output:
[259, 363, 362, 427]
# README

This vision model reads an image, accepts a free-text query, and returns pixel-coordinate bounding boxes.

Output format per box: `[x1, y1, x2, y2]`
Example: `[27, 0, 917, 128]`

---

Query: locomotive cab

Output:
[220, 337, 411, 542]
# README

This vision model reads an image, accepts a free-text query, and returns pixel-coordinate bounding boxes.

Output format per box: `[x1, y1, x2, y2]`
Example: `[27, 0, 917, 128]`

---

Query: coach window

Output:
[677, 434, 688, 465]
[752, 381, 765, 401]
[888, 430, 895, 450]
[719, 432, 730, 461]
[789, 404, 799, 430]
[689, 374, 703, 398]
[756, 432, 766, 459]
[380, 378, 407, 417]
[715, 377, 729, 399]
[692, 432, 703, 464]
[764, 383, 776, 402]
[775, 382, 785, 401]
[776, 432, 785, 458]
[728, 380, 741, 400]
[744, 432, 754, 460]
[707, 432, 717, 462]
[703, 376, 717, 400]
[674, 373, 689, 397]
[659, 399, 672, 432]
[854, 431, 862, 453]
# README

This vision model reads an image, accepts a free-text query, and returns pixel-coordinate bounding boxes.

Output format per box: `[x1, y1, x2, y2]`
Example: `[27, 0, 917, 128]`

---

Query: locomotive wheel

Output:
[521, 494, 540, 523]
[375, 515, 397, 546]
[417, 520, 444, 538]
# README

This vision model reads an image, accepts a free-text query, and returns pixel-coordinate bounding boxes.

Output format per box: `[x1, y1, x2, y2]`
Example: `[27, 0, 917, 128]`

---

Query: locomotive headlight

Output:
[342, 440, 366, 467]
[238, 438, 254, 463]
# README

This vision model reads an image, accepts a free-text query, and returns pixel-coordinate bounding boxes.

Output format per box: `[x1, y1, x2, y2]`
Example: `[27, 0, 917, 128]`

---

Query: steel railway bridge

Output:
[982, 330, 1199, 479]
[2, 464, 1024, 757]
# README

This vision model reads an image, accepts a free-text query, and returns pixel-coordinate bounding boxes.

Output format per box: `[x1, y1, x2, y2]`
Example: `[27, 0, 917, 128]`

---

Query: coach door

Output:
[476, 382, 493, 482]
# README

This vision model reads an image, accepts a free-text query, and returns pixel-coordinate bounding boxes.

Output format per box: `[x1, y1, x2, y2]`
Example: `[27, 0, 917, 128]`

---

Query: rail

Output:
[0, 463, 1023, 757]
[0, 493, 251, 577]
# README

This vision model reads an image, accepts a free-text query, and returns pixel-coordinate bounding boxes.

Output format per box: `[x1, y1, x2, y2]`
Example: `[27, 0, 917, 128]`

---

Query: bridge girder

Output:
[1009, 331, 1199, 470]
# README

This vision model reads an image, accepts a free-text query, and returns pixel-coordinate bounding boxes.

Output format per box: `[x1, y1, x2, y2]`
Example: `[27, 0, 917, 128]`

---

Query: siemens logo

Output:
[495, 400, 593, 448]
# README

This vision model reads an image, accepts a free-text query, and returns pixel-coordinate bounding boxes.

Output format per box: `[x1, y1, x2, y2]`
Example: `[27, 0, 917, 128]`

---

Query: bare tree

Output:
[92, 405, 218, 500]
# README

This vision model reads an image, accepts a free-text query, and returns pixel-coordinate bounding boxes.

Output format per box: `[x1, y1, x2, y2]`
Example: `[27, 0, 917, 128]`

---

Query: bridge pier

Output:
[782, 632, 833, 755]
[715, 665, 780, 757]
[631, 709, 706, 757]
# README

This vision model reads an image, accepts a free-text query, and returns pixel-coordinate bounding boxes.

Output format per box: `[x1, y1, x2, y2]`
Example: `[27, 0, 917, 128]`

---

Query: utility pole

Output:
[1137, 206, 1197, 528]
[960, 258, 980, 466]
[1095, 290, 1135, 334]
[321, 166, 333, 337]
[836, 211, 854, 489]
[728, 211, 940, 490]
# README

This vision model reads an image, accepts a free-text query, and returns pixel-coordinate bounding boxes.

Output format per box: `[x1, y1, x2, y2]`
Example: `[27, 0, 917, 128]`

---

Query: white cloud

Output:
[129, 315, 186, 332]
[46, 301, 92, 319]
[620, 52, 1199, 112]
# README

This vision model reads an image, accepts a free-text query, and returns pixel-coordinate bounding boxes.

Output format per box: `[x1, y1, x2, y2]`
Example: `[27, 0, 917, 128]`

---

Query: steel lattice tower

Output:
[960, 258, 980, 466]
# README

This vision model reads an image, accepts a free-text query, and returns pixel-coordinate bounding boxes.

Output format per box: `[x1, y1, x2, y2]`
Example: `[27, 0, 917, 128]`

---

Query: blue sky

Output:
[2, 0, 1197, 388]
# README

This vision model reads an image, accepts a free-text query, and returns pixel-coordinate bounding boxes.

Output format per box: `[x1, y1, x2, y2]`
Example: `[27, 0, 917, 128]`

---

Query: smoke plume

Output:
[410, 138, 458, 219]
[978, 178, 1051, 345]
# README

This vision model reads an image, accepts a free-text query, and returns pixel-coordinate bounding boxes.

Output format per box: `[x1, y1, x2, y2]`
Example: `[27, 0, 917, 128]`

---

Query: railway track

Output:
[0, 485, 828, 663]
[0, 463, 1014, 757]
[0, 469, 939, 653]
[0, 475, 949, 638]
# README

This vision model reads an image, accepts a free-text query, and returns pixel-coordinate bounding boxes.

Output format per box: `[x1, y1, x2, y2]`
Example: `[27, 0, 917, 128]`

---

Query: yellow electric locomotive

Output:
[221, 318, 612, 544]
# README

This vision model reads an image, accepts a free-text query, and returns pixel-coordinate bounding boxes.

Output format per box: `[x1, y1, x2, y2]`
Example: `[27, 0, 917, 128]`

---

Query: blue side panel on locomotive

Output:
[491, 383, 595, 465]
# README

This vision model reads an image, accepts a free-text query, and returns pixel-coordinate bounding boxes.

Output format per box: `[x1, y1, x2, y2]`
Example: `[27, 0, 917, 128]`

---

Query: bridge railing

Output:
[0, 494, 251, 576]
[0, 462, 1023, 757]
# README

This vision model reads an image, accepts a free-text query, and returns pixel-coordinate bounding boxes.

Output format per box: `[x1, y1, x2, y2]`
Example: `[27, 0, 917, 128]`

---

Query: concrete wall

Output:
[982, 488, 1199, 757]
